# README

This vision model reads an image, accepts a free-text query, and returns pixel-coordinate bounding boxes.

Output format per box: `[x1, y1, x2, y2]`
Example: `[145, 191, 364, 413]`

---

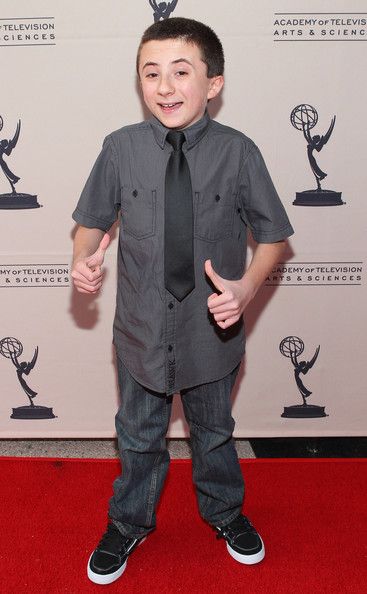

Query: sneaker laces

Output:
[216, 515, 255, 540]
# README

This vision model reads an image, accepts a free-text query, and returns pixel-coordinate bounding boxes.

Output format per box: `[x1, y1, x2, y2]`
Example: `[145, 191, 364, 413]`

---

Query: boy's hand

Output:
[71, 233, 110, 294]
[205, 259, 256, 329]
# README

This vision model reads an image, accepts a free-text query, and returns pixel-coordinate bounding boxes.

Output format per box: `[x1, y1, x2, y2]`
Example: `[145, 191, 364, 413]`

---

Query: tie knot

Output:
[166, 131, 185, 151]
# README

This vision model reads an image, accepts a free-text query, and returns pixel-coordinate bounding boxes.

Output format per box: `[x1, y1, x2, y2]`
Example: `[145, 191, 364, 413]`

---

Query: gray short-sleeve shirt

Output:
[73, 112, 293, 394]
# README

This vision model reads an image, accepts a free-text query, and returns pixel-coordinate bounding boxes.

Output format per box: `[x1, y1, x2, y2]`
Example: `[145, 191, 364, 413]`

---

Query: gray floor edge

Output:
[0, 438, 255, 459]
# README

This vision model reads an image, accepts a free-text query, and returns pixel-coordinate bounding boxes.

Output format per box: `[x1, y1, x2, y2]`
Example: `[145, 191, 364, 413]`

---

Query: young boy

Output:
[72, 17, 293, 585]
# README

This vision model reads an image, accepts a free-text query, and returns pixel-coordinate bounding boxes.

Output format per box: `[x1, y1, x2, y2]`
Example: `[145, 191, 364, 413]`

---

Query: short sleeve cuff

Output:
[251, 222, 294, 243]
[72, 207, 114, 232]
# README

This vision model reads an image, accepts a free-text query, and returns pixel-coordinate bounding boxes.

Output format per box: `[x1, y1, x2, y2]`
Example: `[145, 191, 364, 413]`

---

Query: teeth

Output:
[162, 103, 178, 107]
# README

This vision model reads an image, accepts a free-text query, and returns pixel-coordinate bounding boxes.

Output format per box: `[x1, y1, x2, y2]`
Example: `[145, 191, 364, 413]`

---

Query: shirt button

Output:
[215, 194, 221, 202]
[168, 302, 174, 309]
[168, 345, 173, 352]
[132, 189, 138, 197]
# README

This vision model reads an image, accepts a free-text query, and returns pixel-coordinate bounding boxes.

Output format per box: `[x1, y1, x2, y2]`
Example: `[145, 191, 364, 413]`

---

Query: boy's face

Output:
[138, 38, 224, 129]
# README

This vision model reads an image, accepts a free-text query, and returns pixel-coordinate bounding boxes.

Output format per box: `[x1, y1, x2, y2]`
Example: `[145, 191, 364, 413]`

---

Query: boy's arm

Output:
[205, 240, 286, 329]
[72, 225, 111, 294]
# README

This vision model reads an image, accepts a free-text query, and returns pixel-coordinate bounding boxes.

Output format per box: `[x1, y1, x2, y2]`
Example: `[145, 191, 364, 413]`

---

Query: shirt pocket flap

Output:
[194, 188, 235, 242]
[121, 186, 157, 239]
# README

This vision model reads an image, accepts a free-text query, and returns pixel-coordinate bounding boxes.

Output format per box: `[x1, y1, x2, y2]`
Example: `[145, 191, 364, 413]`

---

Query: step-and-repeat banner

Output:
[1, 0, 366, 437]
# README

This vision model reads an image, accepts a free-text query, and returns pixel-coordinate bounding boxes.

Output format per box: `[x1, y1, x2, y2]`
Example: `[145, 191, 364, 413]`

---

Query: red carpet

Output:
[1, 458, 366, 594]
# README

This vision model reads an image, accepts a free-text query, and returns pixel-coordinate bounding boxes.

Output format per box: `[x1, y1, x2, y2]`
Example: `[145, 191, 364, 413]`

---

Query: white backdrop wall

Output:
[0, 0, 366, 437]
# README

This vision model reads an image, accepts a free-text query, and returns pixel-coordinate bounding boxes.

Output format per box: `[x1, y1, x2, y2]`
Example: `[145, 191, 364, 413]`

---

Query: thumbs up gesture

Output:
[72, 232, 111, 294]
[205, 259, 256, 329]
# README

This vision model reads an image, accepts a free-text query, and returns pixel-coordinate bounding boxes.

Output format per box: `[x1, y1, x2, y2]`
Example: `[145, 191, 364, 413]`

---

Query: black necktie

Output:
[164, 131, 195, 301]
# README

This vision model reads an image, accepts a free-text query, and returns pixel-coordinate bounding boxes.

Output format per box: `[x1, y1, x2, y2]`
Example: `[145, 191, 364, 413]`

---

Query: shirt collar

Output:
[149, 111, 211, 150]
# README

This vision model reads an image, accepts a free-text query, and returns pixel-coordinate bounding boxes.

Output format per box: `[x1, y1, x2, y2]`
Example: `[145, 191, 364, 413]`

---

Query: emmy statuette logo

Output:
[0, 337, 55, 419]
[279, 336, 328, 418]
[290, 104, 344, 206]
[149, 0, 178, 22]
[0, 115, 41, 209]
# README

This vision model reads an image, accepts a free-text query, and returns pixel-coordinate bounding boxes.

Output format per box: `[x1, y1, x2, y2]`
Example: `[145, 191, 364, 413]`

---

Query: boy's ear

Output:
[207, 75, 224, 100]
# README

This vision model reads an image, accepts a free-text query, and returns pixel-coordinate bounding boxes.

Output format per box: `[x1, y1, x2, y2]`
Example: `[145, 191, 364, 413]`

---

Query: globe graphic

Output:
[290, 104, 318, 131]
[279, 336, 304, 358]
[0, 115, 3, 132]
[0, 337, 23, 359]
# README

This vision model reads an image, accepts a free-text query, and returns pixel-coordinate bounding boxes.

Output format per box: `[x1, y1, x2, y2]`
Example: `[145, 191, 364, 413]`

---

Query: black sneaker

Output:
[215, 514, 265, 565]
[87, 522, 145, 585]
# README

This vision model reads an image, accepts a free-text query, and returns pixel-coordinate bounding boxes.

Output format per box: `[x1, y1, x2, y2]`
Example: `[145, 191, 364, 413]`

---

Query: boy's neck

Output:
[149, 110, 211, 150]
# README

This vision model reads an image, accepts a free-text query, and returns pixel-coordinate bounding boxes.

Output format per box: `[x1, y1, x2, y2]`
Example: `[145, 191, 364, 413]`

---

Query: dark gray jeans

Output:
[109, 358, 244, 538]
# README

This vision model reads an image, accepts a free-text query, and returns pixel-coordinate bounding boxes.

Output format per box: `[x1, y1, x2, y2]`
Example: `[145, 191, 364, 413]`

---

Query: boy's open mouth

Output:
[159, 102, 183, 113]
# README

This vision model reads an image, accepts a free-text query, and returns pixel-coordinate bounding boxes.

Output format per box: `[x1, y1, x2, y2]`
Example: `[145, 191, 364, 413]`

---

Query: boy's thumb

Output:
[97, 233, 111, 254]
[93, 233, 111, 260]
[204, 259, 224, 293]
[86, 233, 110, 269]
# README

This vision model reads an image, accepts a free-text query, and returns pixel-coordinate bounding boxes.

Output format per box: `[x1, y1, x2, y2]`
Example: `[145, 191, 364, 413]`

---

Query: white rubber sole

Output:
[87, 536, 146, 585]
[87, 554, 127, 585]
[226, 536, 265, 565]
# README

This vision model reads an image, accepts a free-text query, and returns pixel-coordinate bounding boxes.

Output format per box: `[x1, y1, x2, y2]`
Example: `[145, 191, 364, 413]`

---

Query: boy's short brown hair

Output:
[137, 17, 224, 78]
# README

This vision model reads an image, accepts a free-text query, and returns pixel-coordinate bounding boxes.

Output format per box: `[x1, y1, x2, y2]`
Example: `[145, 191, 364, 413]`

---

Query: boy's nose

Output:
[157, 75, 175, 96]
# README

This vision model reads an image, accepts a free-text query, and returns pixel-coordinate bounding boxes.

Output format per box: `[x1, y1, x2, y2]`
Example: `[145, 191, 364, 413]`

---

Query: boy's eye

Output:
[176, 70, 188, 76]
[146, 72, 158, 78]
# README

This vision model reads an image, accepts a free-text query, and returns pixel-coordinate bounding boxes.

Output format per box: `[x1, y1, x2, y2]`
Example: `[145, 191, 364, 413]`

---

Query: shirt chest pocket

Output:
[194, 189, 236, 242]
[121, 186, 157, 239]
